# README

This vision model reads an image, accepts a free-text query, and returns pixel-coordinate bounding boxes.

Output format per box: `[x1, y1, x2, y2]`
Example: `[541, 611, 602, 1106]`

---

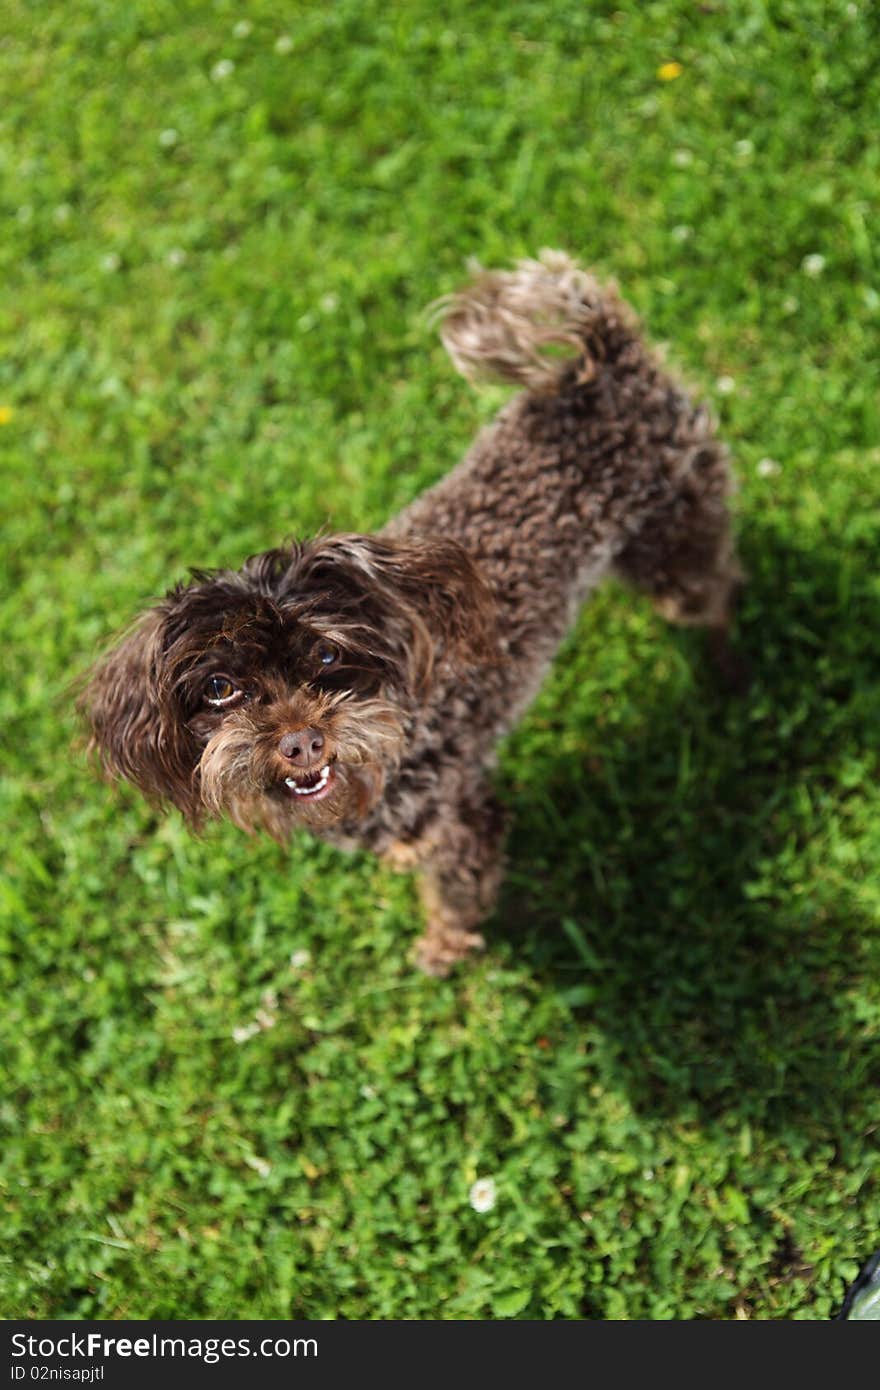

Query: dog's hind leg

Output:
[613, 471, 747, 687]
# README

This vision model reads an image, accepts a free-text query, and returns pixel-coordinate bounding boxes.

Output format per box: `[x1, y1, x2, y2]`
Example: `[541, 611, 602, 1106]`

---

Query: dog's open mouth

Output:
[283, 762, 337, 801]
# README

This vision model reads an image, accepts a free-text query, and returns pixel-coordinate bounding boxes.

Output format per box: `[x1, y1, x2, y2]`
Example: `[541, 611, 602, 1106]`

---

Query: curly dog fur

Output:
[83, 251, 741, 975]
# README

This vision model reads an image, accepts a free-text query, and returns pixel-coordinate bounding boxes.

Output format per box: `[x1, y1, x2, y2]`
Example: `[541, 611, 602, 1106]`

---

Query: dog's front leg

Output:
[390, 789, 507, 976]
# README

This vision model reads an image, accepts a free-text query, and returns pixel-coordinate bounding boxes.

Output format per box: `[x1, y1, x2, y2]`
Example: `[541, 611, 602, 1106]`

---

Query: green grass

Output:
[2, 0, 880, 1320]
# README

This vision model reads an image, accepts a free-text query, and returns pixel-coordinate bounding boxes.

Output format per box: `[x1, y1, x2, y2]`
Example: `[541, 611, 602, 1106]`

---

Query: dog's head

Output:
[82, 534, 495, 838]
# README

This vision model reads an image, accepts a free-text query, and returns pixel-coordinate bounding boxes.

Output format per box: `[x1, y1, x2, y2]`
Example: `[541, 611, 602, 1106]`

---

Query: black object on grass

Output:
[837, 1251, 880, 1320]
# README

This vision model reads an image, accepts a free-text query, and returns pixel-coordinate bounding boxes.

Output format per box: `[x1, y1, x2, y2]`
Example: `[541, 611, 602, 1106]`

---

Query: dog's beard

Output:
[197, 692, 406, 839]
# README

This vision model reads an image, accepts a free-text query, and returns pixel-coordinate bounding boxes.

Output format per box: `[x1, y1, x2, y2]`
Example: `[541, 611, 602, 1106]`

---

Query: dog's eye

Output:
[316, 643, 339, 667]
[204, 674, 241, 706]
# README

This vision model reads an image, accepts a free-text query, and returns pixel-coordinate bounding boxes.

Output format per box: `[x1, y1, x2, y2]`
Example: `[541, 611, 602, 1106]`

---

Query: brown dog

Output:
[84, 252, 740, 974]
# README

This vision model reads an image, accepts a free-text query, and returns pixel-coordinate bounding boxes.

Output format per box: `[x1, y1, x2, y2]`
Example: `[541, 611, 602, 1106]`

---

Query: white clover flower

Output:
[469, 1177, 497, 1213]
[290, 948, 311, 969]
[802, 253, 826, 277]
[158, 128, 179, 148]
[716, 375, 736, 395]
[671, 224, 692, 242]
[211, 58, 235, 81]
[232, 1021, 260, 1044]
[360, 1084, 377, 1100]
[53, 203, 72, 224]
[734, 139, 754, 159]
[244, 1154, 272, 1179]
[100, 252, 121, 273]
[756, 457, 781, 478]
[165, 247, 186, 268]
[782, 294, 799, 315]
[672, 148, 693, 168]
[275, 34, 294, 54]
[233, 20, 253, 38]
[320, 292, 339, 313]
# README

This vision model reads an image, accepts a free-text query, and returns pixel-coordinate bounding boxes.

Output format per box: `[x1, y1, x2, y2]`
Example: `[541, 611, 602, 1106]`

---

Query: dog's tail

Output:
[436, 249, 633, 393]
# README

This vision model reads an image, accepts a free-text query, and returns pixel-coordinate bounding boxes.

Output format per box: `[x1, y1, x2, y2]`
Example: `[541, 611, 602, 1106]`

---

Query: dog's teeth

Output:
[285, 766, 332, 796]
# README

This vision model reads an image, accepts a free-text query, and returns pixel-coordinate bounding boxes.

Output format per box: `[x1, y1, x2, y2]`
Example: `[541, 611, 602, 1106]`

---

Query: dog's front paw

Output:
[413, 927, 486, 977]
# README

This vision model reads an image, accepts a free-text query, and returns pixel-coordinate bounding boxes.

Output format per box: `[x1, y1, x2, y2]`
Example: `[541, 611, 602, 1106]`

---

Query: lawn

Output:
[2, 0, 879, 1320]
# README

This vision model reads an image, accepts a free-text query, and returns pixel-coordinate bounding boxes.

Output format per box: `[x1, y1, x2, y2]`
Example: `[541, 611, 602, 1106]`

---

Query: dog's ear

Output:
[296, 534, 499, 692]
[80, 608, 201, 821]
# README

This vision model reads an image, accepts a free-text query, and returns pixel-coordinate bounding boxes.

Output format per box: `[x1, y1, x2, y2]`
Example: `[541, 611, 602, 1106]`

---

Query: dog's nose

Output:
[278, 727, 325, 768]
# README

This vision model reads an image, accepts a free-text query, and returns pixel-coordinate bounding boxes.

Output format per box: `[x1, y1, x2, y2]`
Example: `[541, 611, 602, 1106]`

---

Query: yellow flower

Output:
[657, 61, 683, 81]
[0, 405, 13, 425]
